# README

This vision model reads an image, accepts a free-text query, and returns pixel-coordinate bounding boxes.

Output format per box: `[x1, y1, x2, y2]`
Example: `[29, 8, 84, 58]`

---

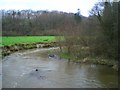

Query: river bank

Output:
[59, 52, 118, 71]
[71, 57, 118, 71]
[1, 43, 118, 71]
[1, 42, 58, 58]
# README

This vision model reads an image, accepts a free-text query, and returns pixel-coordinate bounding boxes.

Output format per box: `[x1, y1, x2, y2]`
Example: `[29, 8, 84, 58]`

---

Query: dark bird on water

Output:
[48, 54, 55, 58]
[36, 69, 38, 71]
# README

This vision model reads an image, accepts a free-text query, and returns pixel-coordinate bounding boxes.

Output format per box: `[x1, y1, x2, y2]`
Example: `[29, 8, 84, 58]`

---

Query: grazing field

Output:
[1, 36, 56, 46]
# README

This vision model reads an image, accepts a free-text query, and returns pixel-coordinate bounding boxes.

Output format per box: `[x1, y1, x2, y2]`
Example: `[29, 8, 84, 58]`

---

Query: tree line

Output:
[2, 9, 84, 36]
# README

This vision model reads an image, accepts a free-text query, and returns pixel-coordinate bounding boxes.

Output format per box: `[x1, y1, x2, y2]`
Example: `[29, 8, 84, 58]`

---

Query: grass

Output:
[1, 36, 56, 46]
[60, 52, 74, 60]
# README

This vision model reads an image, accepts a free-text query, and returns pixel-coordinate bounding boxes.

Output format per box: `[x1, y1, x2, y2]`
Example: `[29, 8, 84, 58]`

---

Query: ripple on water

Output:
[2, 48, 118, 88]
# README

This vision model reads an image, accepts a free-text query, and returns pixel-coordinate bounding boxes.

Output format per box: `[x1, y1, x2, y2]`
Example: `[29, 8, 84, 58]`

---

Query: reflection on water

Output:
[2, 48, 118, 88]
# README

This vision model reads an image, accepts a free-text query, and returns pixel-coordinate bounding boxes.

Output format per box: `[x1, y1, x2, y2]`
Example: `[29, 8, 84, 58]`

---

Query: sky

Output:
[0, 0, 99, 17]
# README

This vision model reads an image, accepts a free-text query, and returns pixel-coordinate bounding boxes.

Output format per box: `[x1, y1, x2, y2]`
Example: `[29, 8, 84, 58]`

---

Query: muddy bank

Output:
[72, 57, 118, 71]
[1, 42, 58, 57]
[59, 52, 118, 71]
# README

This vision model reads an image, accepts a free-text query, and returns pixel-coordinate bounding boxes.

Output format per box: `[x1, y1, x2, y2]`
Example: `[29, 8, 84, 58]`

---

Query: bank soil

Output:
[1, 42, 58, 57]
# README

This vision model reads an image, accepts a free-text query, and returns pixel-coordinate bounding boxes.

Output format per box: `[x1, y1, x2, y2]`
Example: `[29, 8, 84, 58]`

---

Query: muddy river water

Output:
[2, 47, 118, 88]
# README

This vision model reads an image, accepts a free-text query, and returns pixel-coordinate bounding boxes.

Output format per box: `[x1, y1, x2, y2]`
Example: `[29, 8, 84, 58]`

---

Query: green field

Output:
[1, 36, 56, 46]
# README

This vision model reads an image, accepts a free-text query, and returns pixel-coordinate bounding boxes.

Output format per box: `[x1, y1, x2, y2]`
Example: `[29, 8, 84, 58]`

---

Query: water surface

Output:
[2, 48, 118, 88]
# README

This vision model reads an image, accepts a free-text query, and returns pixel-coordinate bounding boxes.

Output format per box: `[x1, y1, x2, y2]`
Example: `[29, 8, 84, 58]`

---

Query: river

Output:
[2, 47, 118, 88]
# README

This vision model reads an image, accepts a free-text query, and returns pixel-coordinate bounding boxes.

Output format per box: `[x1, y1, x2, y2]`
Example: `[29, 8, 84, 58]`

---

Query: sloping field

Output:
[1, 36, 56, 46]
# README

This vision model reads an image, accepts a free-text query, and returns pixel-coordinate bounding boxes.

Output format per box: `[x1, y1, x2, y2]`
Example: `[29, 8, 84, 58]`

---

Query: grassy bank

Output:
[59, 52, 118, 71]
[1, 36, 56, 46]
[1, 36, 64, 58]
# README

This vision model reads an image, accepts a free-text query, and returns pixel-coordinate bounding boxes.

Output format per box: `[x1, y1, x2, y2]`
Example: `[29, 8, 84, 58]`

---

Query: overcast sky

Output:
[0, 0, 99, 16]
